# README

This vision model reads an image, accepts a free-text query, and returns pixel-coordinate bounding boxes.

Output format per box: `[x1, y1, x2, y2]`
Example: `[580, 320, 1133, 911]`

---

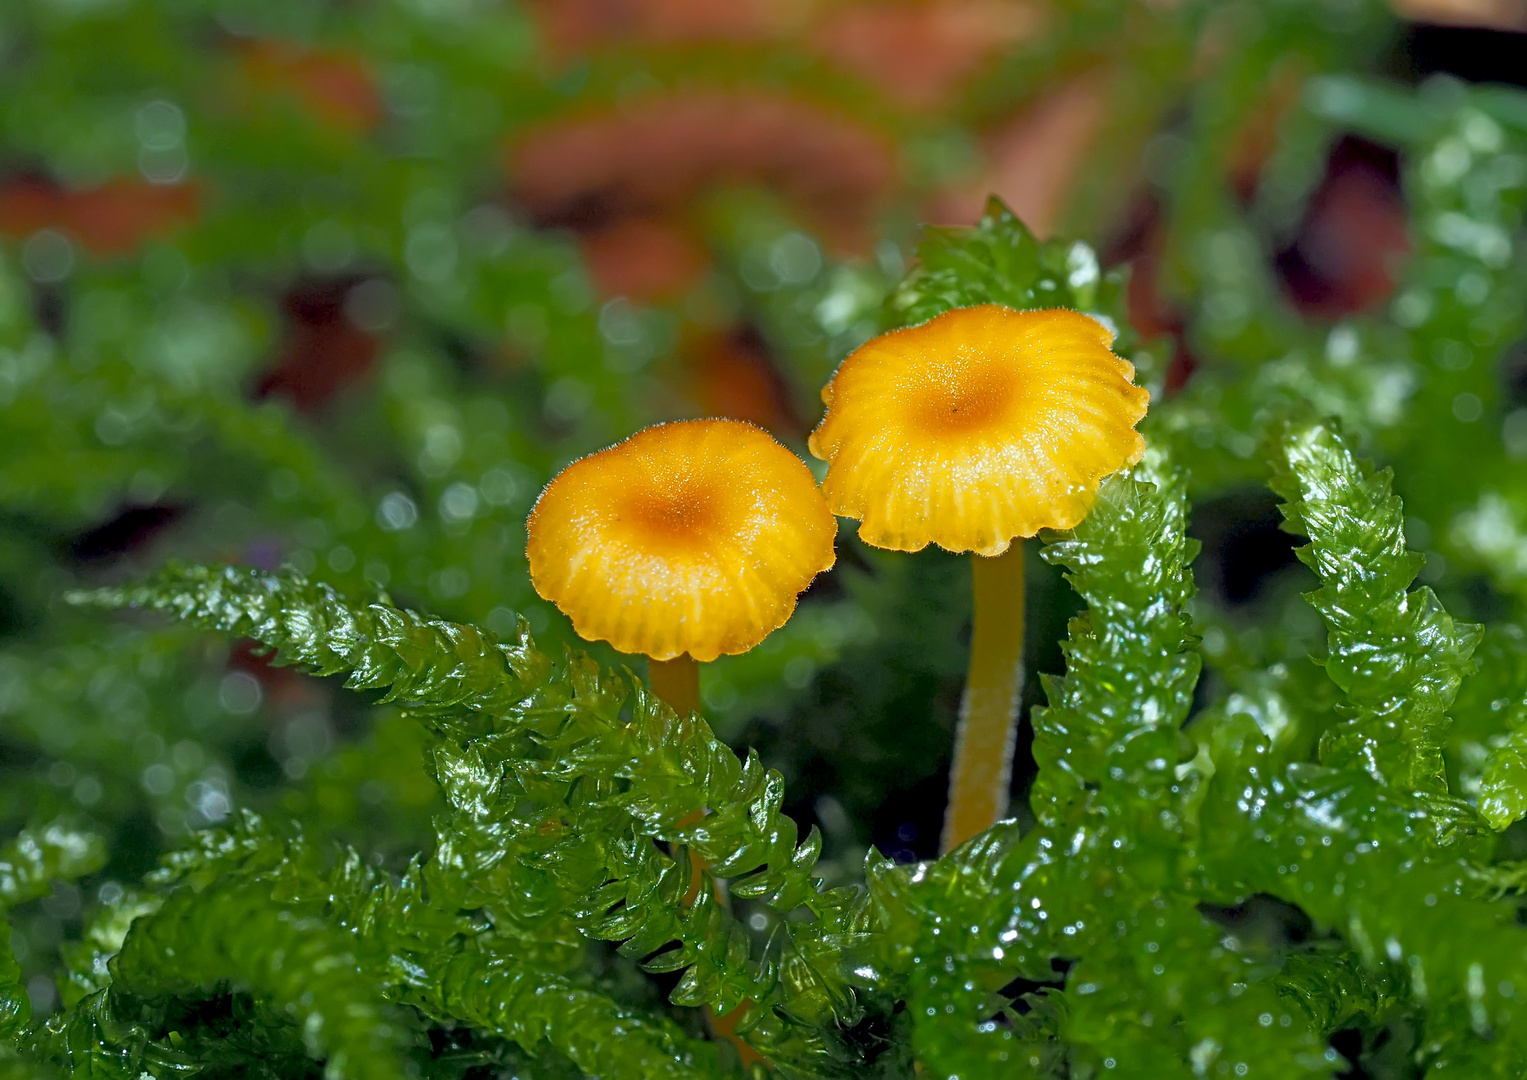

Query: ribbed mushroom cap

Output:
[808, 304, 1148, 556]
[527, 419, 837, 662]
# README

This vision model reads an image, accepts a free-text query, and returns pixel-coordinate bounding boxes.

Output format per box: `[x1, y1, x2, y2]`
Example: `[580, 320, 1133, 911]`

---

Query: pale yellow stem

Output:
[648, 653, 700, 715]
[941, 543, 1026, 854]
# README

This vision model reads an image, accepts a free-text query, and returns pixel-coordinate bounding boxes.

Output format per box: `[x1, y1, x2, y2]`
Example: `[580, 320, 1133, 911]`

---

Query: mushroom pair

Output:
[528, 304, 1146, 853]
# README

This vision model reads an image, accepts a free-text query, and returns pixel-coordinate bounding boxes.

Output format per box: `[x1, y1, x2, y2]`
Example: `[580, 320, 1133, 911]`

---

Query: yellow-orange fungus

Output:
[527, 419, 837, 662]
[808, 304, 1148, 555]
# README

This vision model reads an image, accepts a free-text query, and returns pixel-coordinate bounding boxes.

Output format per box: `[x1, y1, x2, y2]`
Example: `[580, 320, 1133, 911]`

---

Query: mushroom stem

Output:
[941, 543, 1026, 854]
[649, 653, 701, 715]
[653, 660, 766, 1066]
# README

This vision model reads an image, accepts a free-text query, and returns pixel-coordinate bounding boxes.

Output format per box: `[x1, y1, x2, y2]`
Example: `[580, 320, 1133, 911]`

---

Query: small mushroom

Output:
[809, 303, 1148, 852]
[528, 418, 836, 713]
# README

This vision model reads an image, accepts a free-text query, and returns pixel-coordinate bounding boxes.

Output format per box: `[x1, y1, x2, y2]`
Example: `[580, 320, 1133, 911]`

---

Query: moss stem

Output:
[941, 543, 1026, 854]
[648, 653, 700, 715]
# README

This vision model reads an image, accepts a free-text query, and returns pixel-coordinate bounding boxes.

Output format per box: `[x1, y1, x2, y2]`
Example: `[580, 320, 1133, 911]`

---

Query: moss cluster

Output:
[4, 0, 1527, 1076]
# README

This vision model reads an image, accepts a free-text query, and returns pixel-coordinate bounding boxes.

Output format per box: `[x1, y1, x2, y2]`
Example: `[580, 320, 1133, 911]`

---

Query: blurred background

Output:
[1, 0, 1526, 1020]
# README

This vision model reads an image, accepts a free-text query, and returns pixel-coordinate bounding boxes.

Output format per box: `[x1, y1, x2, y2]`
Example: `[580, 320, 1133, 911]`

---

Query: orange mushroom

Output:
[527, 418, 836, 712]
[809, 303, 1147, 852]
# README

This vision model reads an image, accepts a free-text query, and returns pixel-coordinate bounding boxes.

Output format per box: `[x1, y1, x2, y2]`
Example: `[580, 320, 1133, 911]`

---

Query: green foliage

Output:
[69, 565, 878, 1076]
[0, 827, 105, 911]
[36, 882, 412, 1080]
[0, 933, 24, 1046]
[883, 198, 1164, 392]
[1453, 625, 1527, 828]
[1029, 452, 1201, 830]
[74, 564, 546, 723]
[888, 197, 1117, 328]
[1271, 421, 1482, 793]
[9, 0, 1527, 1076]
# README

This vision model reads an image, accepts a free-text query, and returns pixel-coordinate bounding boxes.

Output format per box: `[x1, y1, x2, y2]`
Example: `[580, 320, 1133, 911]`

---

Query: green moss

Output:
[7, 0, 1527, 1075]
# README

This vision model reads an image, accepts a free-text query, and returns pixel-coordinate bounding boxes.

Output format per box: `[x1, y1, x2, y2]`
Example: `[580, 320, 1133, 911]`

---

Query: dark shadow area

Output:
[149, 991, 317, 1074]
[0, 581, 27, 640]
[1500, 339, 1527, 407]
[1331, 1027, 1369, 1080]
[834, 1005, 906, 1069]
[745, 544, 970, 864]
[1198, 893, 1314, 948]
[997, 957, 1072, 1014]
[1274, 136, 1406, 319]
[1442, 572, 1513, 625]
[757, 543, 1078, 865]
[1394, 23, 1527, 87]
[1330, 1020, 1421, 1080]
[253, 276, 383, 412]
[1189, 490, 1302, 606]
[31, 281, 66, 339]
[66, 504, 183, 564]
[872, 767, 951, 864]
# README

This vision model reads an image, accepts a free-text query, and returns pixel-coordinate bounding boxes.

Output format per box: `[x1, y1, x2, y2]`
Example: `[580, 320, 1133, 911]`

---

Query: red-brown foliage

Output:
[0, 177, 199, 255]
[509, 92, 897, 254]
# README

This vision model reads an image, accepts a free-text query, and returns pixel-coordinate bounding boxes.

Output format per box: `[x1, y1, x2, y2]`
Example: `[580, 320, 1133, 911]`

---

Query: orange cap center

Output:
[910, 354, 1020, 434]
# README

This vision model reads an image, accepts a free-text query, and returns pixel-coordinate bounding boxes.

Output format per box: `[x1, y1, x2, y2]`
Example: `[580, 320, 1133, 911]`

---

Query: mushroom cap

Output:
[527, 419, 837, 662]
[808, 304, 1148, 556]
